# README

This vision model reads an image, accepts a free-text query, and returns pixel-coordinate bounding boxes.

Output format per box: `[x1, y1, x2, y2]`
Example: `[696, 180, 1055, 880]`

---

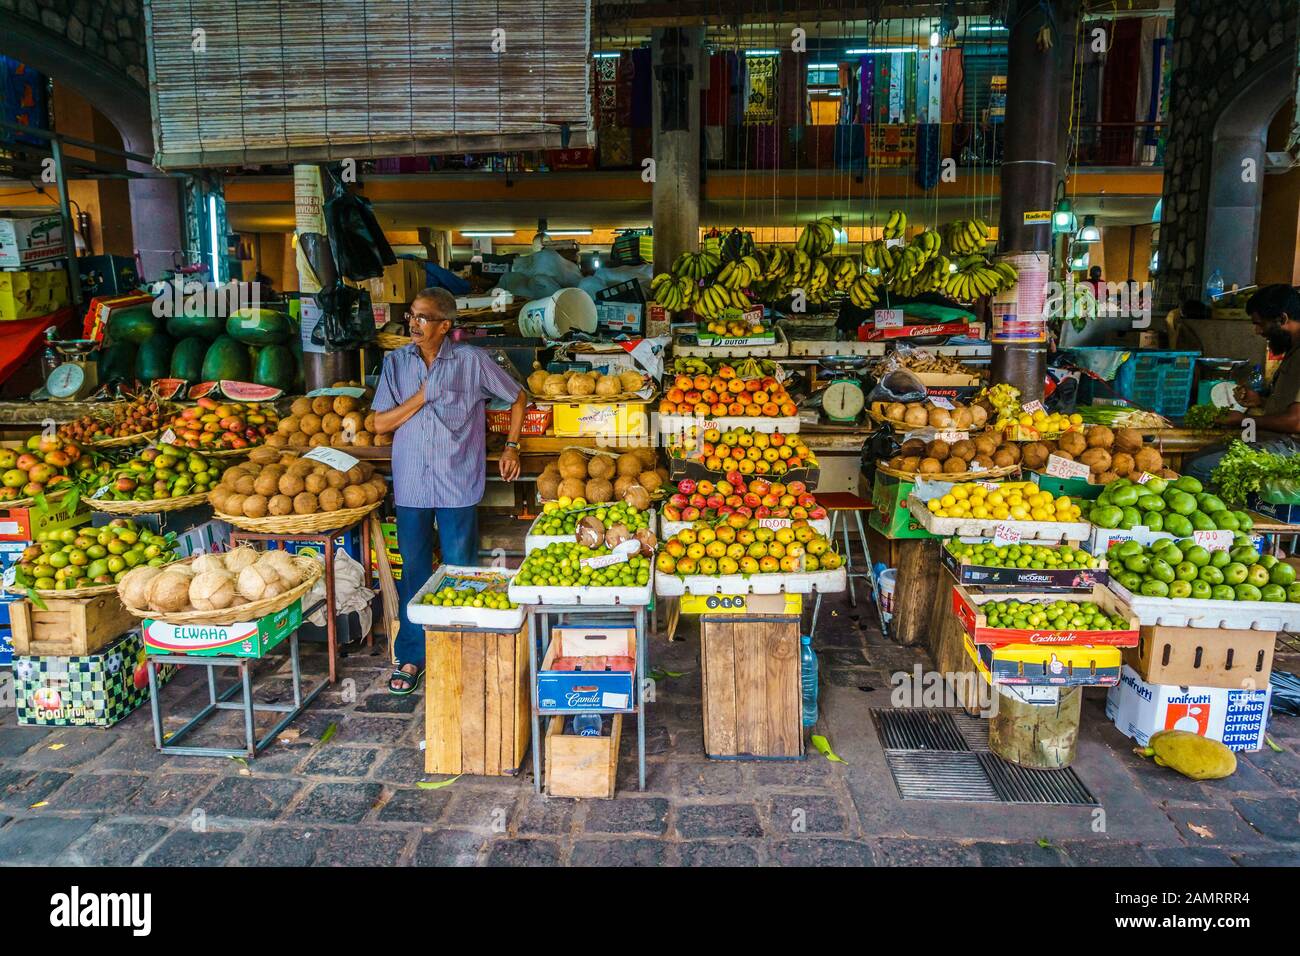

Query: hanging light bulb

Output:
[1052, 197, 1076, 234]
[929, 30, 941, 47]
[1077, 215, 1100, 243]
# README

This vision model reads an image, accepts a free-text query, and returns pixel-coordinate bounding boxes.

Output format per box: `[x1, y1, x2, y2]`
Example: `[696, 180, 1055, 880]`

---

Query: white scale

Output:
[818, 356, 868, 423]
[41, 337, 100, 401]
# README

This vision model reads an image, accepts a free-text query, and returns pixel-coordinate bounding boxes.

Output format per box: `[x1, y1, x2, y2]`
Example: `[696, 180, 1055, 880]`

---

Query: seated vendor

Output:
[371, 287, 526, 695]
[1185, 284, 1300, 487]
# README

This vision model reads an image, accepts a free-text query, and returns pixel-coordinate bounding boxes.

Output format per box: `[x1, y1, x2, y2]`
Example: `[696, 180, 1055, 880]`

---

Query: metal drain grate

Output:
[871, 707, 1099, 807]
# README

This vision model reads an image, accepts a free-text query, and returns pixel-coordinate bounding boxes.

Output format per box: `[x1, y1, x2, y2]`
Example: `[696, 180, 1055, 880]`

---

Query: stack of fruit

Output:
[13, 519, 179, 592]
[666, 427, 817, 476]
[421, 573, 518, 610]
[266, 387, 387, 450]
[978, 598, 1131, 632]
[531, 499, 652, 536]
[525, 367, 647, 401]
[876, 399, 988, 431]
[84, 445, 219, 503]
[995, 407, 1084, 441]
[1019, 426, 1172, 484]
[118, 546, 311, 614]
[58, 395, 172, 444]
[161, 397, 279, 451]
[512, 542, 652, 590]
[661, 476, 825, 524]
[655, 523, 842, 577]
[885, 434, 1023, 476]
[945, 540, 1099, 571]
[924, 482, 1085, 523]
[210, 449, 386, 519]
[1084, 474, 1254, 535]
[0, 436, 89, 502]
[536, 448, 665, 506]
[1105, 538, 1300, 603]
[658, 364, 796, 419]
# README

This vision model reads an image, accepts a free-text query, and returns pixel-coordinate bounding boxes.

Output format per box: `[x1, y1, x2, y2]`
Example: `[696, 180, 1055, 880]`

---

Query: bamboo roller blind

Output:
[144, 0, 592, 168]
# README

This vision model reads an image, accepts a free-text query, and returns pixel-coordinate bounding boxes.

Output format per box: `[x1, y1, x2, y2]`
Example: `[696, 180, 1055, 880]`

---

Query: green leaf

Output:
[25, 587, 47, 611]
[810, 734, 847, 764]
[228, 756, 248, 768]
[32, 492, 48, 514]
[1266, 736, 1284, 753]
[417, 775, 462, 790]
[317, 722, 337, 746]
[64, 487, 80, 514]
[1036, 837, 1055, 849]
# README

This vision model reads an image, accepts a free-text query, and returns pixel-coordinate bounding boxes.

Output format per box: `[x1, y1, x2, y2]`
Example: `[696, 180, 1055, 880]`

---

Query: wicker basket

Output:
[2, 485, 80, 511]
[192, 446, 254, 459]
[119, 553, 323, 625]
[86, 428, 162, 449]
[875, 462, 1021, 482]
[6, 580, 120, 600]
[86, 491, 212, 514]
[211, 499, 383, 534]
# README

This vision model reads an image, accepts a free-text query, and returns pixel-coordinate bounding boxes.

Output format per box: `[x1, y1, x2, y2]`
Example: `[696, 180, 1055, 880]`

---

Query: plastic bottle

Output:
[571, 713, 602, 737]
[1205, 269, 1224, 301]
[800, 636, 819, 727]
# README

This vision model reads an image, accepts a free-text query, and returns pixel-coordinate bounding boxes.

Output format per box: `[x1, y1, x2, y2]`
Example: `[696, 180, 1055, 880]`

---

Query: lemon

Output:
[941, 494, 957, 509]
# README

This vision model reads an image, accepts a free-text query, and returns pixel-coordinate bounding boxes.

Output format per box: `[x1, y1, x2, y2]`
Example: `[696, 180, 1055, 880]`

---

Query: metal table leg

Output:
[839, 510, 857, 608]
[527, 608, 543, 794]
[636, 606, 646, 792]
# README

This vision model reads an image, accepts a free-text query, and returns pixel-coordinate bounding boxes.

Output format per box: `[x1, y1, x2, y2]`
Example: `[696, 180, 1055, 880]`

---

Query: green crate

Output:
[143, 600, 302, 658]
[1029, 471, 1105, 501]
[868, 472, 932, 539]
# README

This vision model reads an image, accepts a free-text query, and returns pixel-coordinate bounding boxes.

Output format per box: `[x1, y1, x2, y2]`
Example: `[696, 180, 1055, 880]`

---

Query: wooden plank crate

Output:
[425, 624, 531, 776]
[10, 592, 136, 657]
[544, 714, 622, 798]
[700, 613, 803, 759]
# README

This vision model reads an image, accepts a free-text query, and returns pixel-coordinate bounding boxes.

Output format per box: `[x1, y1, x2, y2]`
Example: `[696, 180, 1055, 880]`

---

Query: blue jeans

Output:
[394, 504, 479, 666]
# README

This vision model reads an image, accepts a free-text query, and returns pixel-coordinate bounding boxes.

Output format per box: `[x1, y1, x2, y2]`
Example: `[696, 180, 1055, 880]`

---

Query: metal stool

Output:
[809, 492, 877, 638]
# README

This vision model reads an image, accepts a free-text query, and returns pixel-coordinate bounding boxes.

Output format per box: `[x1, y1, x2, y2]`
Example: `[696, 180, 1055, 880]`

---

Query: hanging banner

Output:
[990, 251, 1050, 344]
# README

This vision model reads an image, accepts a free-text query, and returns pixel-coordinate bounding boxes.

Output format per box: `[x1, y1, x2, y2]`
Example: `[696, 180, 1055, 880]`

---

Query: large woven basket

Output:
[6, 580, 120, 600]
[375, 332, 411, 351]
[874, 462, 1020, 482]
[1, 485, 80, 511]
[86, 428, 162, 449]
[120, 552, 323, 625]
[211, 499, 383, 534]
[86, 491, 212, 514]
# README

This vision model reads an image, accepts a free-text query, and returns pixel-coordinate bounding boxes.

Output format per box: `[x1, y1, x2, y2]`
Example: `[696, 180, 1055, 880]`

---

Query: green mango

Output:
[1166, 491, 1197, 516]
[1124, 554, 1152, 574]
[1269, 562, 1294, 585]
[1140, 578, 1170, 597]
[1197, 493, 1227, 514]
[1210, 548, 1232, 568]
[1118, 570, 1143, 591]
[1116, 540, 1144, 559]
[1190, 579, 1212, 599]
[1110, 485, 1141, 508]
[1222, 562, 1248, 585]
[1174, 561, 1198, 582]
[1234, 583, 1262, 602]
[1211, 584, 1235, 600]
[1142, 476, 1169, 495]
[1183, 544, 1211, 567]
[1164, 514, 1193, 538]
[1230, 545, 1260, 565]
[1121, 507, 1142, 529]
[1168, 579, 1192, 599]
[1198, 565, 1225, 585]
[1234, 511, 1254, 531]
[1172, 475, 1204, 494]
[1144, 511, 1164, 532]
[1149, 558, 1176, 584]
[1190, 510, 1217, 531]
[1214, 511, 1240, 531]
[1261, 583, 1286, 603]
[1092, 505, 1123, 529]
[1260, 554, 1279, 570]
[1137, 493, 1166, 512]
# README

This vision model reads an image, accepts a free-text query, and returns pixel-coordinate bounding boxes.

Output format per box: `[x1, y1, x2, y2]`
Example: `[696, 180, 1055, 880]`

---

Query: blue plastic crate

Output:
[1066, 347, 1199, 418]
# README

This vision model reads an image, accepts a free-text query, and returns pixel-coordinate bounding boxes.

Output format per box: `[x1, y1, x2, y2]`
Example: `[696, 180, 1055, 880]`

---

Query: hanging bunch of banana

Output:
[943, 218, 991, 256]
[884, 244, 929, 287]
[671, 248, 722, 280]
[942, 254, 1004, 302]
[882, 208, 908, 240]
[830, 256, 859, 292]
[650, 273, 700, 311]
[716, 254, 764, 291]
[890, 255, 950, 297]
[991, 259, 1019, 292]
[848, 273, 882, 309]
[760, 246, 791, 281]
[911, 229, 941, 261]
[787, 248, 813, 288]
[861, 240, 895, 276]
[693, 283, 734, 319]
[795, 216, 838, 257]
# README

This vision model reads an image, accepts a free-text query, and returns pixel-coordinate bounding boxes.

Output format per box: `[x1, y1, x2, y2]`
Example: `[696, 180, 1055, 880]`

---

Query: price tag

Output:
[929, 396, 955, 410]
[582, 551, 628, 570]
[977, 481, 1002, 492]
[968, 460, 987, 473]
[875, 309, 904, 329]
[885, 237, 904, 249]
[307, 386, 367, 398]
[91, 484, 111, 499]
[1134, 472, 1157, 485]
[935, 430, 968, 443]
[159, 428, 177, 445]
[1044, 454, 1090, 480]
[758, 517, 792, 530]
[1193, 530, 1234, 552]
[1021, 400, 1044, 415]
[992, 523, 1021, 547]
[303, 447, 360, 472]
[2, 566, 16, 588]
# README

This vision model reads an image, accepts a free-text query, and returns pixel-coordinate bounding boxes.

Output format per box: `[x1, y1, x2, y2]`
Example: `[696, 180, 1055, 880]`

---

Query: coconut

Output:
[903, 405, 929, 427]
[594, 374, 621, 397]
[1021, 442, 1051, 470]
[1134, 446, 1163, 474]
[557, 450, 588, 480]
[293, 492, 319, 514]
[951, 406, 973, 429]
[542, 374, 569, 397]
[638, 471, 663, 493]
[622, 484, 651, 511]
[576, 515, 605, 548]
[567, 373, 597, 397]
[898, 455, 922, 472]
[997, 442, 1022, 464]
[884, 402, 907, 422]
[1058, 430, 1087, 457]
[949, 439, 977, 462]
[1110, 452, 1135, 477]
[918, 458, 942, 475]
[249, 446, 280, 465]
[1087, 425, 1115, 449]
[1097, 471, 1120, 484]
[900, 438, 927, 457]
[190, 570, 237, 611]
[619, 370, 644, 392]
[927, 407, 954, 429]
[927, 439, 951, 461]
[243, 494, 269, 518]
[259, 549, 302, 587]
[1079, 447, 1112, 475]
[615, 453, 642, 478]
[193, 553, 227, 575]
[290, 397, 313, 417]
[527, 368, 550, 393]
[268, 494, 294, 516]
[604, 522, 632, 549]
[634, 528, 658, 557]
[342, 485, 368, 509]
[969, 404, 988, 427]
[972, 454, 995, 471]
[585, 478, 614, 503]
[148, 569, 193, 613]
[223, 547, 260, 573]
[942, 457, 968, 474]
[318, 488, 344, 511]
[332, 396, 360, 416]
[558, 477, 587, 500]
[973, 434, 998, 457]
[119, 566, 163, 609]
[587, 455, 615, 480]
[537, 472, 562, 500]
[633, 446, 658, 470]
[1114, 427, 1143, 454]
[613, 475, 637, 498]
[237, 563, 284, 603]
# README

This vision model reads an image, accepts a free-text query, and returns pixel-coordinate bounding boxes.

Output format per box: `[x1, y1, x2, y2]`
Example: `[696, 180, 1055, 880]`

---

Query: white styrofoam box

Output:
[657, 516, 831, 538]
[1084, 525, 1176, 555]
[1107, 580, 1300, 631]
[658, 414, 801, 437]
[655, 566, 846, 597]
[672, 327, 790, 358]
[407, 565, 525, 630]
[788, 338, 887, 357]
[507, 578, 653, 607]
[905, 496, 1090, 543]
[1106, 664, 1271, 752]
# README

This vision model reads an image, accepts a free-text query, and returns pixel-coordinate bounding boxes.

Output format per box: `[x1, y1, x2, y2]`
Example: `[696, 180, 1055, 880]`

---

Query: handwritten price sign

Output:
[992, 523, 1021, 547]
[1193, 530, 1234, 552]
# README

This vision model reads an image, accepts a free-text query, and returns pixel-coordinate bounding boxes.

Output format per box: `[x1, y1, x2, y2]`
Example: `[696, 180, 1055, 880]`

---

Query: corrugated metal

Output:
[144, 0, 592, 169]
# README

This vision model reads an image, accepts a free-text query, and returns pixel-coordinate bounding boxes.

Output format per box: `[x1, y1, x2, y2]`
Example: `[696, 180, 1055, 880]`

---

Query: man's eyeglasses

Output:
[405, 311, 451, 327]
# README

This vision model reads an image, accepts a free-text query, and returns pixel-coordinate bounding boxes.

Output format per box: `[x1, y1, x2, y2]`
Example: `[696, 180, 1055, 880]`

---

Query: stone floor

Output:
[1, 591, 1298, 867]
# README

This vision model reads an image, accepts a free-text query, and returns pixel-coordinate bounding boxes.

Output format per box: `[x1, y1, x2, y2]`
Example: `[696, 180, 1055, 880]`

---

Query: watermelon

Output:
[201, 335, 252, 383]
[221, 381, 283, 401]
[188, 382, 218, 400]
[108, 305, 161, 345]
[166, 312, 225, 340]
[134, 333, 174, 382]
[169, 336, 208, 383]
[97, 342, 137, 383]
[226, 308, 293, 346]
[252, 344, 297, 392]
[151, 378, 187, 401]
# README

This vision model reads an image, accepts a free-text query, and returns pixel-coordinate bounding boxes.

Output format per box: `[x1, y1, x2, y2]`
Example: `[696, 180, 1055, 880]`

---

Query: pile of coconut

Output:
[118, 546, 310, 614]
[878, 400, 988, 430]
[526, 366, 647, 400]
[886, 434, 1027, 476]
[538, 448, 667, 506]
[575, 513, 657, 556]
[211, 447, 387, 518]
[1019, 426, 1173, 483]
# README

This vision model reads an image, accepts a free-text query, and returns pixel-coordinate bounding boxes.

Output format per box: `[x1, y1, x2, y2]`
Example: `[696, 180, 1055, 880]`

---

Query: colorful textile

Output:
[744, 55, 777, 123]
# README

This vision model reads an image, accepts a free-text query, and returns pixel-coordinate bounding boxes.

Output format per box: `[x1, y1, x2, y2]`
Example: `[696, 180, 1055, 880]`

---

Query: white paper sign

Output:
[159, 428, 177, 445]
[1044, 454, 1090, 480]
[1134, 472, 1157, 485]
[934, 430, 968, 443]
[875, 309, 904, 329]
[1193, 530, 1234, 552]
[582, 551, 628, 570]
[758, 517, 792, 530]
[929, 396, 955, 410]
[91, 484, 111, 499]
[1021, 400, 1044, 414]
[992, 523, 1021, 547]
[602, 692, 630, 709]
[303, 447, 360, 472]
[306, 386, 367, 399]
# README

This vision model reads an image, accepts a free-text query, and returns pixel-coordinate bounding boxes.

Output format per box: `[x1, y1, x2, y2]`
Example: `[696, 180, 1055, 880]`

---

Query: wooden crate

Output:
[544, 714, 621, 798]
[700, 613, 803, 759]
[425, 624, 530, 776]
[10, 592, 135, 657]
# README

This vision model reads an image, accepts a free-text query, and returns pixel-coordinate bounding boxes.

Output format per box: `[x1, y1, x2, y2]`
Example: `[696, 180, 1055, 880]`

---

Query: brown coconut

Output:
[584, 478, 613, 503]
[1114, 428, 1143, 454]
[1086, 425, 1115, 449]
[1134, 446, 1164, 474]
[615, 453, 642, 478]
[190, 571, 237, 611]
[537, 472, 562, 500]
[119, 566, 163, 609]
[558, 477, 587, 500]
[1058, 430, 1088, 457]
[587, 455, 615, 480]
[1079, 447, 1112, 475]
[1110, 452, 1135, 477]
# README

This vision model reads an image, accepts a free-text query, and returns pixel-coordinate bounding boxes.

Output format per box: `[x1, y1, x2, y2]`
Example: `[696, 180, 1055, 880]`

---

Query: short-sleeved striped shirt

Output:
[371, 341, 522, 508]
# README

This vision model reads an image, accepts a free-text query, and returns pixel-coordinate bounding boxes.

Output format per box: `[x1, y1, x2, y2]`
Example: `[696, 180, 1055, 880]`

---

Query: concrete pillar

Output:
[651, 27, 703, 275]
[1258, 107, 1300, 286]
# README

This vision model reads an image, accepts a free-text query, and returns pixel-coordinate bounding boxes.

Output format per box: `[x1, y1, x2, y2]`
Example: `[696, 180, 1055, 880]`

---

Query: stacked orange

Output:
[658, 370, 797, 418]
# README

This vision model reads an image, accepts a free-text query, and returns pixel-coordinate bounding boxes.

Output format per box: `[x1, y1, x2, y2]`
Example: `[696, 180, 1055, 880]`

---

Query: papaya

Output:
[134, 333, 174, 382]
[166, 312, 225, 340]
[226, 308, 293, 346]
[169, 336, 209, 383]
[107, 305, 161, 345]
[201, 335, 252, 383]
[1138, 730, 1236, 780]
[252, 344, 297, 392]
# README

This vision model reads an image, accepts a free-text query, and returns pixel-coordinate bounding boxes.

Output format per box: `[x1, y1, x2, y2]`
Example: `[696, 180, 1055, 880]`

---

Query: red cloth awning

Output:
[0, 307, 78, 384]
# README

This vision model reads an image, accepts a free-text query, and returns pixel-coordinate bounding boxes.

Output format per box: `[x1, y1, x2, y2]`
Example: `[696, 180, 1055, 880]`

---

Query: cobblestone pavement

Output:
[1, 592, 1297, 866]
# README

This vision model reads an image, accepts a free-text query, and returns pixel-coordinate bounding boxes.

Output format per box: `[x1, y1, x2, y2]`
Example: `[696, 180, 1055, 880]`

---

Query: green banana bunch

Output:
[941, 252, 1005, 302]
[761, 246, 791, 280]
[795, 216, 838, 257]
[673, 356, 714, 375]
[809, 257, 831, 293]
[672, 249, 722, 280]
[912, 229, 941, 257]
[789, 249, 812, 286]
[831, 256, 859, 292]
[882, 208, 907, 240]
[991, 259, 1019, 292]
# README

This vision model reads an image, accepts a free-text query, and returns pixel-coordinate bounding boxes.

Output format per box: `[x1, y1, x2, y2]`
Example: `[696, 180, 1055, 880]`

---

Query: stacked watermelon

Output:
[100, 306, 302, 393]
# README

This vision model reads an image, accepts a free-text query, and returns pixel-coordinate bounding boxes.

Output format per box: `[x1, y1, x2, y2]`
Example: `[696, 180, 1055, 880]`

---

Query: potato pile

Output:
[211, 447, 387, 518]
[1019, 426, 1172, 484]
[879, 400, 988, 430]
[527, 366, 646, 400]
[538, 448, 667, 505]
[267, 382, 390, 450]
[118, 546, 309, 614]
[885, 434, 1025, 476]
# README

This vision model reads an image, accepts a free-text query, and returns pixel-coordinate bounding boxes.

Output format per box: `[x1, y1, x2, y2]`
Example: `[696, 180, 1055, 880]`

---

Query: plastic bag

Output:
[859, 421, 901, 486]
[312, 281, 376, 350]
[324, 176, 396, 282]
[866, 368, 927, 405]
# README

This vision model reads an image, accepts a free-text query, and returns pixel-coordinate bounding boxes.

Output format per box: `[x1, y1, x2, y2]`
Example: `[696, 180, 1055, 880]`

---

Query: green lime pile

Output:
[1085, 474, 1253, 535]
[1107, 538, 1300, 602]
[15, 519, 178, 590]
[947, 540, 1097, 570]
[532, 501, 649, 536]
[982, 599, 1130, 631]
[515, 542, 651, 588]
[422, 585, 516, 609]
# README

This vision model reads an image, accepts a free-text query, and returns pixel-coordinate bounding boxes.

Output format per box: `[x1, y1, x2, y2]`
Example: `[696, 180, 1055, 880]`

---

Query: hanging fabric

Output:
[744, 55, 777, 124]
[777, 49, 807, 126]
[630, 48, 653, 127]
[857, 55, 875, 124]
[915, 123, 942, 189]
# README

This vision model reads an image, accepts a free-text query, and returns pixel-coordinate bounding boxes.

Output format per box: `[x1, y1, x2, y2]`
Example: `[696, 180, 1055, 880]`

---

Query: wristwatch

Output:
[504, 441, 520, 450]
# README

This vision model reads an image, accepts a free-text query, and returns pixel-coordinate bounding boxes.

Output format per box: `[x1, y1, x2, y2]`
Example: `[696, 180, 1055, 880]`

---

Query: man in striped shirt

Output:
[373, 287, 525, 694]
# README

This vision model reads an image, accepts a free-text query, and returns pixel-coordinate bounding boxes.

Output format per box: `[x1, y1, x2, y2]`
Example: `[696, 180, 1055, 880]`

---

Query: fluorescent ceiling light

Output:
[208, 194, 220, 283]
[745, 49, 780, 56]
[461, 231, 515, 237]
[592, 52, 622, 58]
[845, 47, 918, 54]
[547, 229, 593, 236]
[968, 25, 1008, 32]
[807, 63, 840, 69]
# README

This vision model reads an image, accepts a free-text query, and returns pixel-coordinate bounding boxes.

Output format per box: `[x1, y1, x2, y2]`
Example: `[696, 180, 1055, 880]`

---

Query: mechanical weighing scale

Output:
[815, 355, 870, 423]
[34, 330, 100, 402]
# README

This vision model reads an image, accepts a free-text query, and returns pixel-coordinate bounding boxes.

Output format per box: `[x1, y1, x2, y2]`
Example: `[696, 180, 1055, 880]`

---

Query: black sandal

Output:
[388, 664, 425, 696]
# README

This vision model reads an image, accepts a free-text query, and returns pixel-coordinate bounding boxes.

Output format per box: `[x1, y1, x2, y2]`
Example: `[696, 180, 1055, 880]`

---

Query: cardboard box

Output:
[551, 401, 649, 438]
[143, 601, 302, 658]
[1246, 493, 1300, 524]
[537, 626, 636, 712]
[1126, 624, 1275, 689]
[0, 490, 90, 543]
[366, 259, 427, 304]
[13, 629, 175, 728]
[0, 267, 71, 321]
[1106, 664, 1272, 752]
[173, 519, 231, 559]
[77, 254, 140, 298]
[0, 212, 66, 268]
[953, 583, 1139, 647]
[940, 542, 1109, 589]
[964, 632, 1121, 686]
[868, 471, 929, 539]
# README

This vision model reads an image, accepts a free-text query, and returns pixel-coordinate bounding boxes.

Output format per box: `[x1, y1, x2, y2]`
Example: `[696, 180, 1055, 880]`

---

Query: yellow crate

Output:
[0, 268, 70, 321]
[680, 592, 801, 616]
[550, 401, 650, 438]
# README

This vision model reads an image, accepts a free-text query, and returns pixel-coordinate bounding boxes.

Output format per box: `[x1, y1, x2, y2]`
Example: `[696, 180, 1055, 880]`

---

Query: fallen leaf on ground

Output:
[1187, 822, 1214, 839]
[29, 801, 47, 809]
[417, 775, 461, 790]
[811, 734, 847, 763]
[318, 722, 338, 745]
[47, 744, 64, 751]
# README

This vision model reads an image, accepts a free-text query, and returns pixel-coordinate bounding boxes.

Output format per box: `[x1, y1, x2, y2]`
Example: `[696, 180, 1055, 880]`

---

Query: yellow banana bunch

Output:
[831, 256, 859, 292]
[795, 216, 838, 257]
[809, 257, 830, 293]
[882, 208, 907, 239]
[991, 259, 1019, 292]
[943, 218, 990, 256]
[651, 272, 690, 310]
[716, 258, 752, 291]
[788, 248, 812, 286]
[942, 254, 1003, 302]
[761, 246, 791, 280]
[693, 283, 731, 319]
[848, 274, 882, 309]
